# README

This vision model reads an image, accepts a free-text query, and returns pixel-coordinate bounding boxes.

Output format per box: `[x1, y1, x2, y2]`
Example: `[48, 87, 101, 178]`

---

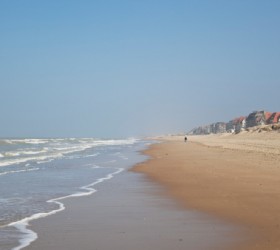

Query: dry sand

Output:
[134, 131, 280, 249]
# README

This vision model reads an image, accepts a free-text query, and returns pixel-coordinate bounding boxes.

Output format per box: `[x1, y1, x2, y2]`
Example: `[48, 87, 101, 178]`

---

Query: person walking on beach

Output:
[184, 136, 187, 143]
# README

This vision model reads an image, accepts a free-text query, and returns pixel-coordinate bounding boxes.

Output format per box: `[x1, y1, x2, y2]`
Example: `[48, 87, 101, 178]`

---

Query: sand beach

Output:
[17, 131, 280, 250]
[0, 137, 248, 250]
[134, 131, 280, 249]
[2, 1, 279, 249]
[24, 146, 242, 250]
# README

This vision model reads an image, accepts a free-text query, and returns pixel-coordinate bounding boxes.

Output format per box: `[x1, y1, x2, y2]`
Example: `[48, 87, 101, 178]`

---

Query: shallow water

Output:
[0, 138, 150, 250]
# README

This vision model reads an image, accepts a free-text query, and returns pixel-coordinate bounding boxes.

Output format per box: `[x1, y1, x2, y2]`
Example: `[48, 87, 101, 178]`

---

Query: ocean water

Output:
[0, 138, 150, 250]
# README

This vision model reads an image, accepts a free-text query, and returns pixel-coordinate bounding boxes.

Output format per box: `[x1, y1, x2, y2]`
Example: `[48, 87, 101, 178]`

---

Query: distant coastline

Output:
[189, 110, 280, 135]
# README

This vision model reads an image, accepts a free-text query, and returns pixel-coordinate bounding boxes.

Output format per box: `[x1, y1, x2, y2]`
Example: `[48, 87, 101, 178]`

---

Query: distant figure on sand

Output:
[184, 136, 187, 143]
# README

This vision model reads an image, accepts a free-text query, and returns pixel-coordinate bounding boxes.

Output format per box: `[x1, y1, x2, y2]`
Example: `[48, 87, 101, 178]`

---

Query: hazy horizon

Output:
[1, 1, 279, 138]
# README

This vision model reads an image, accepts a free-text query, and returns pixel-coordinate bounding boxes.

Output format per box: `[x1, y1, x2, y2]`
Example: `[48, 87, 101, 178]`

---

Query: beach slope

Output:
[134, 132, 280, 249]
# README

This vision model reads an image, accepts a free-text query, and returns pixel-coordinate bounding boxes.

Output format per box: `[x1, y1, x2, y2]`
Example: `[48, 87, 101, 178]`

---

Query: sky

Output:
[1, 0, 279, 138]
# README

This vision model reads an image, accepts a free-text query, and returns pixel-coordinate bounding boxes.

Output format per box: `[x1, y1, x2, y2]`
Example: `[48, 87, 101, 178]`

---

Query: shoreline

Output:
[133, 132, 280, 249]
[8, 167, 125, 250]
[22, 140, 244, 250]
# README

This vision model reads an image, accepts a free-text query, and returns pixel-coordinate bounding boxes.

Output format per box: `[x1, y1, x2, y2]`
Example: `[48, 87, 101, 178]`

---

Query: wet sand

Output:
[134, 132, 280, 249]
[25, 155, 243, 250]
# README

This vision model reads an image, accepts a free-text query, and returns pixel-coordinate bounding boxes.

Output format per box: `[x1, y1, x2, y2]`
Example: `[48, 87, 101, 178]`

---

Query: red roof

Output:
[272, 112, 280, 123]
[265, 112, 273, 121]
[238, 116, 246, 123]
[232, 116, 246, 125]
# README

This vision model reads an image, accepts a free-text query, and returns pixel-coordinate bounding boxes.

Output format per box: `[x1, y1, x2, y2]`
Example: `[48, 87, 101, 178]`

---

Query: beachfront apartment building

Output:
[226, 117, 246, 133]
[267, 112, 280, 124]
[245, 111, 271, 128]
[189, 110, 280, 135]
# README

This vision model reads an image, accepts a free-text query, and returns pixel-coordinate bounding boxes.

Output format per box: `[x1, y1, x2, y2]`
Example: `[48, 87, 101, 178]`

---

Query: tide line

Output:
[8, 167, 124, 250]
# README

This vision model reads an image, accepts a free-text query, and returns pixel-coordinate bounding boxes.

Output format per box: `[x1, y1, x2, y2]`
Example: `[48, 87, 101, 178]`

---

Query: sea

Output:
[0, 137, 151, 250]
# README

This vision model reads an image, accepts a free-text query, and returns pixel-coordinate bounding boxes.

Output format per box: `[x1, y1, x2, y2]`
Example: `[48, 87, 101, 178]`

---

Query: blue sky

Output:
[1, 0, 279, 138]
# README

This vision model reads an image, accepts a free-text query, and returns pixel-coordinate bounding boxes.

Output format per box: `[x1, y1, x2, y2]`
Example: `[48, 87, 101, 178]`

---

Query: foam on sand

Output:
[8, 166, 124, 250]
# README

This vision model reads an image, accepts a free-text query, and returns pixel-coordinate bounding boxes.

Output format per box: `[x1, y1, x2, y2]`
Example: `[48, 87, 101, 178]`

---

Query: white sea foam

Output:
[113, 152, 129, 160]
[0, 138, 138, 168]
[4, 150, 47, 157]
[3, 139, 49, 145]
[84, 153, 100, 158]
[2, 146, 98, 167]
[22, 139, 48, 144]
[8, 167, 124, 250]
[36, 159, 54, 164]
[0, 154, 62, 167]
[83, 163, 100, 168]
[5, 152, 21, 157]
[0, 168, 40, 176]
[91, 138, 138, 147]
[20, 150, 47, 155]
[91, 165, 101, 169]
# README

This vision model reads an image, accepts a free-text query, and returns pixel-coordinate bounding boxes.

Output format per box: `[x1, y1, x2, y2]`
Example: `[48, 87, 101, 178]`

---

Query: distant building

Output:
[226, 117, 246, 133]
[213, 122, 227, 133]
[246, 111, 271, 128]
[226, 120, 235, 133]
[210, 123, 215, 133]
[267, 112, 280, 124]
[188, 110, 280, 135]
[235, 117, 247, 133]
